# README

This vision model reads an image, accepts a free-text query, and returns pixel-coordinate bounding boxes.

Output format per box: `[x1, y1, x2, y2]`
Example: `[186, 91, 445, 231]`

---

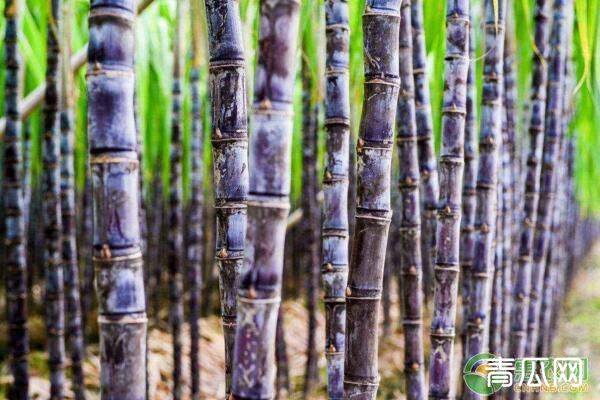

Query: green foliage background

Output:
[0, 0, 598, 213]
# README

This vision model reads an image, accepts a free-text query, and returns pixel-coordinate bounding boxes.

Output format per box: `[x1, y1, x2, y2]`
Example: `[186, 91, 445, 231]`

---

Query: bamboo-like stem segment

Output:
[411, 0, 440, 298]
[525, 0, 572, 358]
[322, 1, 350, 398]
[188, 1, 204, 398]
[43, 1, 67, 397]
[460, 1, 478, 362]
[465, 0, 507, 383]
[344, 1, 400, 398]
[60, 2, 86, 398]
[428, 1, 469, 398]
[396, 1, 425, 398]
[168, 1, 185, 398]
[508, 0, 552, 370]
[88, 0, 147, 398]
[231, 1, 300, 398]
[3, 0, 30, 397]
[204, 1, 250, 392]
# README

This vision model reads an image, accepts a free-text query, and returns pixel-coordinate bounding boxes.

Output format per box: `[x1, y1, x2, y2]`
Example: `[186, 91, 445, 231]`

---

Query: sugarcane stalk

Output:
[344, 1, 401, 398]
[525, 0, 573, 358]
[231, 1, 300, 398]
[3, 0, 30, 397]
[275, 308, 291, 399]
[60, 2, 86, 398]
[322, 1, 351, 397]
[88, 0, 147, 397]
[396, 0, 426, 397]
[411, 0, 440, 298]
[465, 1, 507, 385]
[204, 0, 250, 392]
[508, 0, 553, 373]
[428, 0, 470, 398]
[43, 0, 67, 397]
[188, 1, 204, 398]
[167, 1, 186, 397]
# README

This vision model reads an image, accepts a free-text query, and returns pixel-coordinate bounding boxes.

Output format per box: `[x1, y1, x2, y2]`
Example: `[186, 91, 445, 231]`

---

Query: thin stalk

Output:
[43, 0, 67, 397]
[88, 0, 147, 397]
[322, 1, 350, 398]
[60, 1, 86, 398]
[231, 1, 300, 398]
[460, 0, 478, 362]
[396, 1, 425, 398]
[508, 0, 552, 372]
[3, 0, 30, 397]
[428, 0, 469, 398]
[525, 0, 572, 357]
[188, 0, 204, 397]
[168, 0, 185, 397]
[411, 0, 439, 298]
[22, 122, 32, 230]
[204, 0, 250, 392]
[275, 309, 291, 398]
[465, 0, 507, 382]
[344, 1, 401, 398]
[489, 179, 504, 359]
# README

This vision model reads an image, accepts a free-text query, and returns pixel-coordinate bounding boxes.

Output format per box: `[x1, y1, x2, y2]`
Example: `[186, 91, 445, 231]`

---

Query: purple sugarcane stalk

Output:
[188, 0, 204, 397]
[88, 0, 147, 397]
[428, 0, 470, 398]
[344, 1, 401, 398]
[231, 1, 300, 398]
[43, 0, 67, 397]
[411, 0, 440, 298]
[322, 0, 350, 398]
[3, 0, 30, 397]
[204, 1, 250, 392]
[508, 0, 552, 380]
[524, 0, 572, 359]
[60, 3, 86, 397]
[396, 0, 426, 398]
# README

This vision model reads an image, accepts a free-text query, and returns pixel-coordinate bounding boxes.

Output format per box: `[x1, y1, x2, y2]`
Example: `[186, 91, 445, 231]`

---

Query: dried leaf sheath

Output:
[322, 1, 350, 398]
[428, 0, 469, 398]
[465, 0, 507, 375]
[3, 0, 30, 397]
[508, 0, 552, 368]
[411, 0, 440, 298]
[88, 1, 147, 398]
[525, 0, 572, 358]
[396, 1, 425, 398]
[203, 1, 249, 391]
[344, 1, 400, 398]
[43, 0, 67, 397]
[231, 1, 300, 398]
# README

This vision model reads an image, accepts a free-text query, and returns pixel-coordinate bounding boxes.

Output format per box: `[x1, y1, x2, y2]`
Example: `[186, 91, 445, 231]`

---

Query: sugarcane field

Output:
[1, 0, 600, 398]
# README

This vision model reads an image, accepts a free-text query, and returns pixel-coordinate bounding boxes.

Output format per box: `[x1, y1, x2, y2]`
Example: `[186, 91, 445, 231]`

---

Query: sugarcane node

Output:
[215, 127, 222, 138]
[100, 244, 111, 260]
[218, 247, 228, 259]
[326, 263, 333, 272]
[325, 171, 332, 180]
[357, 138, 364, 148]
[481, 223, 489, 233]
[412, 362, 420, 371]
[248, 286, 257, 300]
[346, 287, 352, 297]
[258, 98, 272, 110]
[328, 344, 336, 353]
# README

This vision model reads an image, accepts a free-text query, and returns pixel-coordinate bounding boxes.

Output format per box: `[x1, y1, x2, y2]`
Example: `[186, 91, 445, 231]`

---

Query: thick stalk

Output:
[411, 0, 439, 298]
[168, 1, 185, 397]
[231, 1, 300, 398]
[60, 2, 86, 398]
[396, 1, 425, 398]
[3, 0, 30, 397]
[204, 1, 249, 392]
[301, 67, 321, 395]
[428, 0, 469, 398]
[459, 1, 478, 362]
[525, 0, 572, 357]
[88, 0, 147, 398]
[43, 0, 67, 397]
[508, 0, 552, 370]
[188, 0, 204, 397]
[322, 1, 350, 398]
[465, 0, 507, 381]
[344, 1, 400, 398]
